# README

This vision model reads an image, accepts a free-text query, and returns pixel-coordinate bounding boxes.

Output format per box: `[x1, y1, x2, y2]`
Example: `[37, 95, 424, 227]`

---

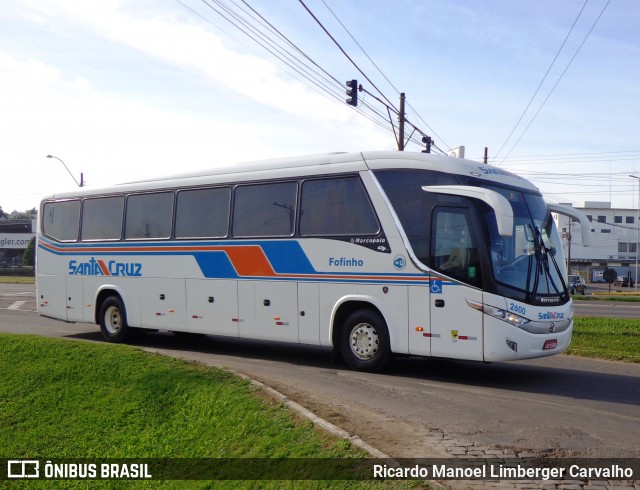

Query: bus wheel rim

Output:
[350, 323, 379, 360]
[104, 305, 122, 334]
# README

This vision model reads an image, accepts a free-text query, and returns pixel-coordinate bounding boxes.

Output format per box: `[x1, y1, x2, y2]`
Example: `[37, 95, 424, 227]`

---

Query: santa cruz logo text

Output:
[68, 258, 142, 277]
[538, 311, 564, 320]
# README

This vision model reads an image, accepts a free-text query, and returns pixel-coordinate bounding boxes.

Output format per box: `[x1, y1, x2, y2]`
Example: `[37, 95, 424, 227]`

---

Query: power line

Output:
[297, 0, 443, 153]
[493, 0, 589, 161]
[197, 0, 415, 142]
[297, 0, 396, 109]
[203, 0, 338, 97]
[495, 0, 612, 164]
[178, 0, 450, 153]
[238, 0, 341, 86]
[495, 156, 640, 166]
[320, 0, 398, 94]
[180, 0, 398, 137]
[494, 149, 640, 161]
[318, 0, 450, 149]
[180, 0, 455, 154]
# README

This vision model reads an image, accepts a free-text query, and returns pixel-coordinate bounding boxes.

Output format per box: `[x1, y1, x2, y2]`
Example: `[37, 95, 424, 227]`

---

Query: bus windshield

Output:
[374, 169, 568, 304]
[484, 188, 567, 301]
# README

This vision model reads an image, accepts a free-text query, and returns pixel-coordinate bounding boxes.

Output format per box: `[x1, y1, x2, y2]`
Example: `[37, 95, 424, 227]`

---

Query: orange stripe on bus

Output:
[224, 246, 276, 277]
[97, 259, 111, 276]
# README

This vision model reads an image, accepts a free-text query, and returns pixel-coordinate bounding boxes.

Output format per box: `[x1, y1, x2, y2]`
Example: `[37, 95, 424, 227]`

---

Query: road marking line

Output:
[7, 301, 27, 310]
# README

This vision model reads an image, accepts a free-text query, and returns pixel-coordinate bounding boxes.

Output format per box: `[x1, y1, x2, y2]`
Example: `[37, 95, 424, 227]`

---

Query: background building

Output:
[0, 218, 36, 268]
[561, 202, 639, 283]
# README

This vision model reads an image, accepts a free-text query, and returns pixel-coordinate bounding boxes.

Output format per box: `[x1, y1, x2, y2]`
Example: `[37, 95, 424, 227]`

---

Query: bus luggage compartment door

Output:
[141, 278, 187, 330]
[66, 275, 85, 322]
[238, 280, 299, 342]
[186, 279, 238, 336]
[37, 274, 68, 321]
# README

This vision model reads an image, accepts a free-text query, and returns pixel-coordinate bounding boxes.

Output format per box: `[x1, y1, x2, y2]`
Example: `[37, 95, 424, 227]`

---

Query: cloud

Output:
[0, 1, 394, 211]
[25, 0, 355, 123]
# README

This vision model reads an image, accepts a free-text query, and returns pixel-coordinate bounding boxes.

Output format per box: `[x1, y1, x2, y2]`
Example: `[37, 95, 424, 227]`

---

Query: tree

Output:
[12, 208, 37, 219]
[0, 206, 8, 219]
[22, 237, 35, 267]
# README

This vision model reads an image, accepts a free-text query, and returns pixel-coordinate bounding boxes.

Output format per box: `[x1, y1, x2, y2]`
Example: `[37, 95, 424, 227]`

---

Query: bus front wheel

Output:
[99, 296, 131, 343]
[340, 309, 391, 372]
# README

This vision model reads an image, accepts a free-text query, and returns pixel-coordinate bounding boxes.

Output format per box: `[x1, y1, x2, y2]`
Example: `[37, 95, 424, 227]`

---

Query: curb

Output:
[232, 370, 391, 459]
[231, 369, 448, 490]
[140, 347, 447, 489]
[139, 345, 392, 458]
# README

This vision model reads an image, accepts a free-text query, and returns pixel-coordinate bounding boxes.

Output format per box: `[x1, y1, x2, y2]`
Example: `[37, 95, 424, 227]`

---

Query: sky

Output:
[1, 0, 639, 214]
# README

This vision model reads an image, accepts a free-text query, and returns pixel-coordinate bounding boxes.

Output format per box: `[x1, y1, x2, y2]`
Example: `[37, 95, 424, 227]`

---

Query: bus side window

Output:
[233, 182, 297, 238]
[42, 200, 81, 242]
[299, 177, 379, 236]
[81, 196, 124, 241]
[125, 192, 174, 240]
[175, 187, 231, 239]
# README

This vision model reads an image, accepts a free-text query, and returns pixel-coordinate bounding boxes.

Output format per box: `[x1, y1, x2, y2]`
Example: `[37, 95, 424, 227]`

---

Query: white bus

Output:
[36, 151, 590, 371]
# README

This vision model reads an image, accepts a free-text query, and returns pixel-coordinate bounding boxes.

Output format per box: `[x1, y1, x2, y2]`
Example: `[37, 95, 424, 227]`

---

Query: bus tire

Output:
[99, 296, 130, 343]
[340, 309, 391, 372]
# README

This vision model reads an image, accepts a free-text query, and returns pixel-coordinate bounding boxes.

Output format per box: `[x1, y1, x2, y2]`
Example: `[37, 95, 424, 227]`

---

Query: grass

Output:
[567, 317, 640, 362]
[0, 334, 423, 489]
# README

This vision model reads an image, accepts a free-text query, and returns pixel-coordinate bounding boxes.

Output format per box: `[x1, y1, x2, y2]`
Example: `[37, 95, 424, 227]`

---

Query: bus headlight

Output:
[466, 300, 530, 328]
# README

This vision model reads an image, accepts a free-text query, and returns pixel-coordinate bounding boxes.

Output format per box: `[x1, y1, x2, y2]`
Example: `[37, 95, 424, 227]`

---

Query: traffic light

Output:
[346, 79, 358, 106]
[422, 135, 432, 153]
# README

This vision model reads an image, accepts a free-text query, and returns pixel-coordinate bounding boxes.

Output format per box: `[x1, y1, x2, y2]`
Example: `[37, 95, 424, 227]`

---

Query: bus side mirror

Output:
[422, 185, 514, 237]
[546, 203, 592, 247]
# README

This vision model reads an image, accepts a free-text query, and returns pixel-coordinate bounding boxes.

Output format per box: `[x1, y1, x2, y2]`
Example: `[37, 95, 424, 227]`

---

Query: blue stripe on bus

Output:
[192, 252, 239, 279]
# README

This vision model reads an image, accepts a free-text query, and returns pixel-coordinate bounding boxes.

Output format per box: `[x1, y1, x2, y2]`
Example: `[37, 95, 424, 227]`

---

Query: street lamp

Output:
[46, 154, 84, 187]
[629, 174, 639, 291]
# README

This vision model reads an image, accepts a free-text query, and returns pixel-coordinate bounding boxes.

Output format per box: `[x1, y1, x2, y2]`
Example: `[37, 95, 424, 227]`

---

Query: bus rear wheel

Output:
[340, 309, 391, 372]
[99, 296, 131, 343]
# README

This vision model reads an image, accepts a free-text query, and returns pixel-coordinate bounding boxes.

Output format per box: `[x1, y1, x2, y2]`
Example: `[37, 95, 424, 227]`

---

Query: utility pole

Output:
[567, 217, 572, 274]
[353, 83, 424, 151]
[630, 174, 640, 290]
[398, 93, 405, 151]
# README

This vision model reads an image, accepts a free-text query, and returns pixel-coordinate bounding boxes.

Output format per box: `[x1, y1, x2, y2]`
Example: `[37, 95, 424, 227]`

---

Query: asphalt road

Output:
[1, 283, 639, 460]
[574, 300, 640, 318]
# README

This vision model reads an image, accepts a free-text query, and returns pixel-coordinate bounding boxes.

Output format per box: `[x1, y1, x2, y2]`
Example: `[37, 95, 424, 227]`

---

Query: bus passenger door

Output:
[186, 279, 238, 336]
[428, 207, 484, 361]
[238, 281, 299, 342]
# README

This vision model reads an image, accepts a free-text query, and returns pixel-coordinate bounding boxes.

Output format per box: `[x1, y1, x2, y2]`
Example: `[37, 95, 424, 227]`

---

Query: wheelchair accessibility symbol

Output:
[430, 280, 443, 294]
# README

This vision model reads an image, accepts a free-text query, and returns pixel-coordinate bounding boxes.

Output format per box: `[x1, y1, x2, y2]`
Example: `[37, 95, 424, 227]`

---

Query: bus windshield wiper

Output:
[527, 228, 543, 302]
[547, 244, 568, 298]
[533, 228, 566, 299]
